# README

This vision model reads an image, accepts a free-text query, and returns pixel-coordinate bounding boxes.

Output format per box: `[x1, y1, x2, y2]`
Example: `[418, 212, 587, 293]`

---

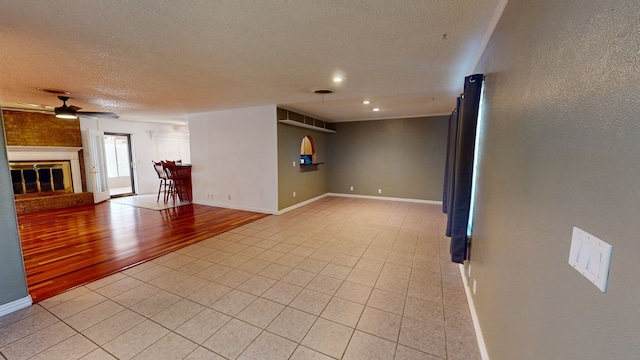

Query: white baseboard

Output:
[192, 200, 277, 215]
[277, 194, 329, 215]
[327, 192, 443, 205]
[0, 295, 33, 317]
[194, 193, 442, 216]
[459, 264, 490, 360]
[278, 193, 441, 215]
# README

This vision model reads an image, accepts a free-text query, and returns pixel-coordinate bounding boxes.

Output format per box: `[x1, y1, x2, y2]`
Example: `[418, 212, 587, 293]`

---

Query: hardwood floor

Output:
[17, 201, 268, 302]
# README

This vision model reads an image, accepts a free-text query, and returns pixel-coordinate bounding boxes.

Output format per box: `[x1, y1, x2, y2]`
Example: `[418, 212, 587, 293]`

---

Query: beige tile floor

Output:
[0, 197, 481, 360]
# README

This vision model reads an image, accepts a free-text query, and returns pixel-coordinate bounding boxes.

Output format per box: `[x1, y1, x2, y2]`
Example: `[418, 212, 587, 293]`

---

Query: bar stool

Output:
[152, 161, 171, 203]
[162, 160, 178, 204]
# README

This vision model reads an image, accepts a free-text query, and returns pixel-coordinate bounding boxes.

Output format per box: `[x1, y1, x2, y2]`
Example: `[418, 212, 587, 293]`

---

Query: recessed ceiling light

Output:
[332, 76, 343, 83]
[372, 108, 380, 112]
[362, 100, 371, 105]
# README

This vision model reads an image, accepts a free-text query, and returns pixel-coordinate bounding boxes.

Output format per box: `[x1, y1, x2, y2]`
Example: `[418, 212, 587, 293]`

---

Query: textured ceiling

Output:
[0, 0, 505, 124]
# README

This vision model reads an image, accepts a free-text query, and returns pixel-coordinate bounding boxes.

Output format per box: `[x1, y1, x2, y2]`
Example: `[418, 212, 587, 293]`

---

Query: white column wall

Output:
[188, 105, 278, 214]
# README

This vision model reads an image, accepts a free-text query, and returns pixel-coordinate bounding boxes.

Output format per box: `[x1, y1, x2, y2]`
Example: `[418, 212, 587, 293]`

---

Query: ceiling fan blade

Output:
[68, 105, 82, 111]
[77, 111, 119, 119]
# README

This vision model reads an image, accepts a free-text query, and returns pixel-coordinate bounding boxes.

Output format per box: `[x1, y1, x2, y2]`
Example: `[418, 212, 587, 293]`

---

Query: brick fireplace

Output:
[2, 110, 94, 214]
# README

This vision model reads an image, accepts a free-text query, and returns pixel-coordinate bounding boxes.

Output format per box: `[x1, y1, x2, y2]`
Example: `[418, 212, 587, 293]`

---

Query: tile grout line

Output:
[4, 198, 475, 360]
[39, 299, 122, 360]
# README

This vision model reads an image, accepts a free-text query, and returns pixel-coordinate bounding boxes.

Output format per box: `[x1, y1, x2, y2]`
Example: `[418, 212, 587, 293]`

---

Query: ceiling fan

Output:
[55, 96, 119, 119]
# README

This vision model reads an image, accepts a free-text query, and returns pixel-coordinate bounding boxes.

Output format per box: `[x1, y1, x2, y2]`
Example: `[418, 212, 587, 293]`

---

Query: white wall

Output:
[188, 105, 278, 214]
[80, 118, 190, 195]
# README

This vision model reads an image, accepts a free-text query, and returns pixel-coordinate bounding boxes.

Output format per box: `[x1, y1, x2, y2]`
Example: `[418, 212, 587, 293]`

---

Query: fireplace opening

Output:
[10, 161, 73, 197]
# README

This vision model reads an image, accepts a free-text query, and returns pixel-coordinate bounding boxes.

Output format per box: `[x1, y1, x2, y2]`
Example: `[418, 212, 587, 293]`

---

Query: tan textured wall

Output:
[277, 120, 328, 210]
[468, 0, 640, 359]
[327, 116, 448, 200]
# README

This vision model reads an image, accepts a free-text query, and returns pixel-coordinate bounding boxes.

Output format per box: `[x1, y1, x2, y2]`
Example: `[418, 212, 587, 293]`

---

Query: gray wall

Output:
[0, 116, 30, 306]
[468, 0, 640, 359]
[328, 116, 448, 201]
[277, 122, 329, 210]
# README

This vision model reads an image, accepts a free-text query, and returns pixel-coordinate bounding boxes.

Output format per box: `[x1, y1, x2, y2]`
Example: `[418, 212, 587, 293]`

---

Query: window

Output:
[104, 135, 131, 178]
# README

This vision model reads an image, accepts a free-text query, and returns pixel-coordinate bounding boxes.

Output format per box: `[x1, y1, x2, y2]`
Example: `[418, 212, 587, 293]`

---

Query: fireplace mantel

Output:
[7, 146, 83, 153]
[6, 146, 83, 194]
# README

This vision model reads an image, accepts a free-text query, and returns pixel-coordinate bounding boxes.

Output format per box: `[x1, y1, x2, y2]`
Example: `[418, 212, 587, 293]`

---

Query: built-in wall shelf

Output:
[277, 108, 337, 133]
[300, 162, 324, 167]
[278, 120, 336, 133]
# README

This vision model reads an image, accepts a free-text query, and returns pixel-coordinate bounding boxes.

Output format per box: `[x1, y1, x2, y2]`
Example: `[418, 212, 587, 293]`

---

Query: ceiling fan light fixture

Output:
[55, 112, 78, 119]
[51, 95, 118, 119]
[55, 96, 78, 119]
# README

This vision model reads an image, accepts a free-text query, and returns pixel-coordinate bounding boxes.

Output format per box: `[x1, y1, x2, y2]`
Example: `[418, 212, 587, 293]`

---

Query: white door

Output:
[83, 129, 110, 203]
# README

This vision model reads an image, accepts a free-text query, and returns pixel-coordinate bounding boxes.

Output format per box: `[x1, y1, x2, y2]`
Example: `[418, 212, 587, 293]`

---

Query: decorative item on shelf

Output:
[299, 135, 324, 167]
[300, 154, 312, 165]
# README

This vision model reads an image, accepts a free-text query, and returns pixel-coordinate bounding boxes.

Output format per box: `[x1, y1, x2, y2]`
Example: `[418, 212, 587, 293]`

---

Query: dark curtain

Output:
[443, 74, 483, 264]
[443, 98, 460, 221]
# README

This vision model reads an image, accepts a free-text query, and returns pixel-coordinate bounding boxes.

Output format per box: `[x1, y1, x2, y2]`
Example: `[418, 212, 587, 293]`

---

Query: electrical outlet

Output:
[293, 191, 296, 197]
[378, 189, 382, 194]
[350, 186, 354, 191]
[227, 194, 231, 200]
[293, 161, 296, 167]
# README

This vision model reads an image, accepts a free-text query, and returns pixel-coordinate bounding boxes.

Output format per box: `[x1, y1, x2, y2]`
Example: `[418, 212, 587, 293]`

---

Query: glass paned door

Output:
[84, 129, 110, 203]
[104, 133, 134, 196]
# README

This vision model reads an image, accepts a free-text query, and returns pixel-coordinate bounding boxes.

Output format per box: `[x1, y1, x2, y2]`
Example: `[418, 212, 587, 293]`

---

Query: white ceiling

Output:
[0, 0, 505, 124]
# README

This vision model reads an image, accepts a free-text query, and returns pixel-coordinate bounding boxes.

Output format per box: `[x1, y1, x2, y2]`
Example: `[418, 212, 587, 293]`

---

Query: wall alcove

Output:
[300, 135, 323, 167]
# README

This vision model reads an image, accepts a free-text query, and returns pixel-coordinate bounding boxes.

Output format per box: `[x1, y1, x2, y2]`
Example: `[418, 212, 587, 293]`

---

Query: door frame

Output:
[103, 132, 136, 197]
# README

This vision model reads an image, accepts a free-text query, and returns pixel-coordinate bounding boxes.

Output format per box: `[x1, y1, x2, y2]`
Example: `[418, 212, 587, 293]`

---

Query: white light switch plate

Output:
[568, 227, 612, 292]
